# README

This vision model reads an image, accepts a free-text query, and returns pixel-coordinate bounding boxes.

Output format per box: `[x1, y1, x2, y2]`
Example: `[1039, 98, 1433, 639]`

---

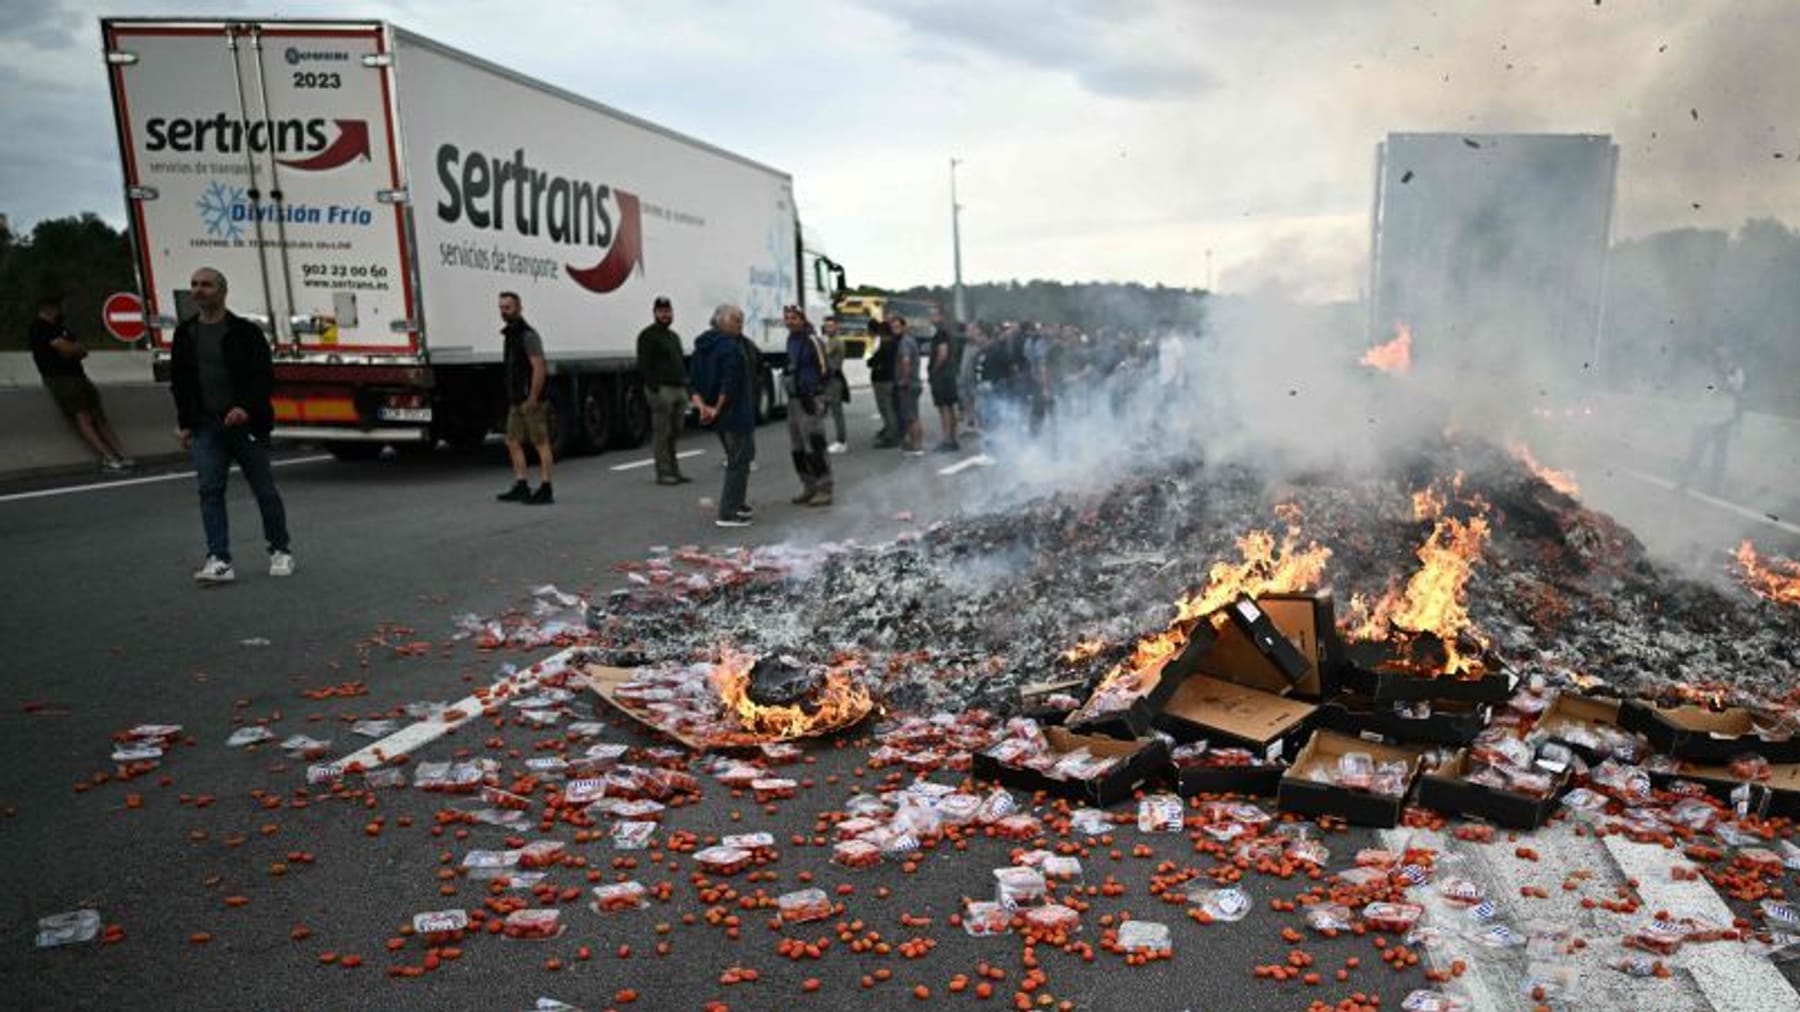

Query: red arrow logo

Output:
[566, 190, 643, 294]
[278, 119, 370, 172]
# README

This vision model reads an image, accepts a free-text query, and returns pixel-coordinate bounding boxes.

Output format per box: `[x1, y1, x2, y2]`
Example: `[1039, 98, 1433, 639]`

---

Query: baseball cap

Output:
[653, 296, 672, 309]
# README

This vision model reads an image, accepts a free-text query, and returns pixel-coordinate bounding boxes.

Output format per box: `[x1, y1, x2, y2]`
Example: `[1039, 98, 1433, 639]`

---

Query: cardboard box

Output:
[1535, 694, 1633, 764]
[1017, 677, 1086, 728]
[1171, 761, 1286, 798]
[1416, 750, 1568, 829]
[1652, 762, 1800, 820]
[1276, 730, 1421, 827]
[1068, 637, 1210, 741]
[1339, 640, 1515, 703]
[1315, 695, 1490, 746]
[1169, 592, 1340, 700]
[972, 726, 1172, 808]
[1617, 702, 1800, 764]
[1154, 674, 1316, 759]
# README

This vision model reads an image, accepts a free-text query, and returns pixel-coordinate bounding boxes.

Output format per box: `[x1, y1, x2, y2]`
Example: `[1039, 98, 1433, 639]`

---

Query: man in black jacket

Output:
[170, 268, 292, 585]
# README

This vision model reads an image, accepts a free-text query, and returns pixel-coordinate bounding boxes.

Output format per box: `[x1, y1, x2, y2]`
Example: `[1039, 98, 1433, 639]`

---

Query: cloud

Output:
[867, 0, 1217, 100]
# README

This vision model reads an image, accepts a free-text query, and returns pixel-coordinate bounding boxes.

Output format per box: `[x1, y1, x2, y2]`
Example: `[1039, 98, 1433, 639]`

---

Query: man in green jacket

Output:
[636, 296, 691, 484]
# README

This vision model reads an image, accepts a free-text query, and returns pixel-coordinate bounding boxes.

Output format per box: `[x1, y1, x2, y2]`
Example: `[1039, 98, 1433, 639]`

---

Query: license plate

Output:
[377, 407, 433, 422]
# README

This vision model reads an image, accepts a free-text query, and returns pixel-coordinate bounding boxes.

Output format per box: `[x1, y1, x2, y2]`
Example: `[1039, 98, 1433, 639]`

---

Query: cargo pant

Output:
[872, 380, 897, 446]
[647, 385, 688, 480]
[786, 394, 833, 497]
[823, 373, 848, 445]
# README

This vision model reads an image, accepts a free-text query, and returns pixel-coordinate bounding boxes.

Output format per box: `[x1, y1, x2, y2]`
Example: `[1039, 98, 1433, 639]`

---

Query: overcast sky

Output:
[4, 0, 1796, 300]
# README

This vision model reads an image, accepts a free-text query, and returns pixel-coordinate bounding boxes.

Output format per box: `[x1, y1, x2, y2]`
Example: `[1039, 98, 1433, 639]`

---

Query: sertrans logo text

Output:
[144, 114, 371, 172]
[434, 143, 643, 294]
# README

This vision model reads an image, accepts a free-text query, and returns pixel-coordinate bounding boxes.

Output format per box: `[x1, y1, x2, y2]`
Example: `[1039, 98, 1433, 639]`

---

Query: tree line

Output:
[0, 214, 137, 351]
[5, 210, 1796, 417]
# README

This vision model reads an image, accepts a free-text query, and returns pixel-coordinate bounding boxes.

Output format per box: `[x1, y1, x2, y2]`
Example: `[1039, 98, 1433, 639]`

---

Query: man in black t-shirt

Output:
[29, 294, 133, 471]
[927, 309, 960, 452]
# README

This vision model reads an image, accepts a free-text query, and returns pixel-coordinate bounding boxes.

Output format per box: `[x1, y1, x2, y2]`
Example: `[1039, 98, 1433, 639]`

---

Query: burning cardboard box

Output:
[579, 651, 873, 751]
[1151, 596, 1330, 796]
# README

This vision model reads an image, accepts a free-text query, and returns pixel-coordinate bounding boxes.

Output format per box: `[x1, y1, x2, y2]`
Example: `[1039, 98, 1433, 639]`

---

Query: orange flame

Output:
[1507, 440, 1580, 497]
[1361, 322, 1412, 374]
[1077, 513, 1331, 714]
[709, 648, 874, 743]
[1345, 485, 1492, 675]
[1733, 541, 1800, 608]
[1061, 637, 1109, 664]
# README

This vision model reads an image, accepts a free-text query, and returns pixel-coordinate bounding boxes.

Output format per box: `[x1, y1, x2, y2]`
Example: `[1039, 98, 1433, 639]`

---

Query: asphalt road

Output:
[3, 406, 1798, 1012]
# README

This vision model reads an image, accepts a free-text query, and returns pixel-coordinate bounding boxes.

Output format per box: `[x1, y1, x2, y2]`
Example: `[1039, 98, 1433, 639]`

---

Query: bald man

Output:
[170, 267, 292, 585]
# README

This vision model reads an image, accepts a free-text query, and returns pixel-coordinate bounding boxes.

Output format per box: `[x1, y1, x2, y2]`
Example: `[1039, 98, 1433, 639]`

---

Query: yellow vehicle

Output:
[832, 294, 939, 359]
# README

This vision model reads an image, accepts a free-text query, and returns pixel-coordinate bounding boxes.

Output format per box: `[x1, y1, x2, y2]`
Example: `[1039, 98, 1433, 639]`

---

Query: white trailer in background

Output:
[101, 17, 837, 459]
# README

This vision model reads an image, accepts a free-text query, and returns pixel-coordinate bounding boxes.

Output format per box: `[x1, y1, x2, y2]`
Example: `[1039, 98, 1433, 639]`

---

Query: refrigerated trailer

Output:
[1367, 132, 1618, 383]
[100, 17, 837, 459]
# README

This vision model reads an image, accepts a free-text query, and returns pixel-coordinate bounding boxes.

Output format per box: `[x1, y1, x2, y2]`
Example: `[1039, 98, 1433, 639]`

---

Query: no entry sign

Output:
[102, 291, 146, 343]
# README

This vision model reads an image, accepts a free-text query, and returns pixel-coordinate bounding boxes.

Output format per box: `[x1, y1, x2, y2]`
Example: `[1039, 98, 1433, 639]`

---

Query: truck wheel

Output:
[325, 441, 382, 462]
[614, 382, 650, 448]
[575, 384, 609, 454]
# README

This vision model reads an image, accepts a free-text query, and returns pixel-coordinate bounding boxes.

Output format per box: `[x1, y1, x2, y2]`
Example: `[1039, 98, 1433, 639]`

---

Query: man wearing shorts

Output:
[30, 294, 133, 471]
[495, 291, 554, 505]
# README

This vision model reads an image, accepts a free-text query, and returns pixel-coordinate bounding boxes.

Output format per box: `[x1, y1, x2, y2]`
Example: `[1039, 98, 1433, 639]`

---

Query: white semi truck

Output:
[100, 17, 840, 459]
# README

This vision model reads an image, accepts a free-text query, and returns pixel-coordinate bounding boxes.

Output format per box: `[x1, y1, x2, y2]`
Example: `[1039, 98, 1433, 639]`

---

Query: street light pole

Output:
[950, 157, 966, 324]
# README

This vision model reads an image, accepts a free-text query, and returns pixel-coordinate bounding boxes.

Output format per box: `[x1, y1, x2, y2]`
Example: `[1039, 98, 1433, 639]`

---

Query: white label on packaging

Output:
[412, 909, 468, 934]
[307, 762, 345, 784]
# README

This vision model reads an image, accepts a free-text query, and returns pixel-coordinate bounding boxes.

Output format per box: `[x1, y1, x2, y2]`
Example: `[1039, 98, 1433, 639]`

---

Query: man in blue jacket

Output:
[782, 306, 833, 506]
[169, 267, 292, 585]
[689, 304, 756, 528]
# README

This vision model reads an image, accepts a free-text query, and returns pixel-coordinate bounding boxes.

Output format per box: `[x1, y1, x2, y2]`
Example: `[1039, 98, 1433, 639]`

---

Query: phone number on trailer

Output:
[301, 263, 390, 280]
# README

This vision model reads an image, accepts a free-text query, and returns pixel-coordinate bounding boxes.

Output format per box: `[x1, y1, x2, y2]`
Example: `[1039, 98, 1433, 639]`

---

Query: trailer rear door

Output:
[101, 19, 418, 357]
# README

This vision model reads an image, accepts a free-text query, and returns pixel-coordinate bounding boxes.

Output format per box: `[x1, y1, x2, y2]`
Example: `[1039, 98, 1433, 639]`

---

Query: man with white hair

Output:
[689, 304, 756, 527]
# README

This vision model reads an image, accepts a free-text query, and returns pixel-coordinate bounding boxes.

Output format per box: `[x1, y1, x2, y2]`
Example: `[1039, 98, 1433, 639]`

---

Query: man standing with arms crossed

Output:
[30, 293, 134, 471]
[636, 295, 691, 485]
[495, 291, 554, 505]
[170, 268, 292, 585]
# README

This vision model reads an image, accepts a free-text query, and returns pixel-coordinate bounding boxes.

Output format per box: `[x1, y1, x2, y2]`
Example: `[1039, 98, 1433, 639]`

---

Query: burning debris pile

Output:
[589, 435, 1800, 719]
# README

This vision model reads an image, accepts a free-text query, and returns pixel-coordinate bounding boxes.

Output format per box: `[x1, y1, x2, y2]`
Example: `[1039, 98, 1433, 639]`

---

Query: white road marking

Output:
[1603, 833, 1800, 1012]
[609, 449, 704, 472]
[326, 647, 580, 775]
[1621, 467, 1800, 537]
[0, 454, 333, 504]
[1379, 822, 1745, 1011]
[937, 453, 995, 476]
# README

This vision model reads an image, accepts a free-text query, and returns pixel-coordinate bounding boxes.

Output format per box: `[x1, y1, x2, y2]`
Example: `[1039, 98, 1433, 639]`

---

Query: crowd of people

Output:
[26, 268, 1200, 580]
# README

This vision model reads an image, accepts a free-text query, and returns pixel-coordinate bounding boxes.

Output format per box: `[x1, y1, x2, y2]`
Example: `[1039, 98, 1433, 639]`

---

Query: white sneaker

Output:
[101, 456, 130, 473]
[194, 556, 236, 585]
[714, 517, 752, 528]
[269, 550, 295, 577]
[826, 442, 848, 455]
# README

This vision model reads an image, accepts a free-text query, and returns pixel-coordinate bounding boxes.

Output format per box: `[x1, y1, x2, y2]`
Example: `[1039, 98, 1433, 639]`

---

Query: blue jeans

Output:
[718, 428, 755, 520]
[193, 420, 290, 563]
